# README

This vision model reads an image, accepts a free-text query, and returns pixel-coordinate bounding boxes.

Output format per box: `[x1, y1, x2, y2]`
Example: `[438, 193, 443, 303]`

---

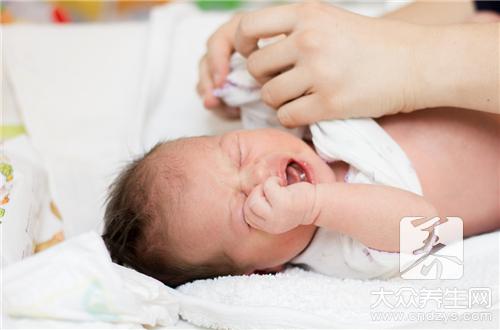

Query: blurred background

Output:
[0, 0, 271, 24]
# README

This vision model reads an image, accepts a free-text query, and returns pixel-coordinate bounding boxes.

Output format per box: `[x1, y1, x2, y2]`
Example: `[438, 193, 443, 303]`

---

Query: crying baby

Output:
[102, 128, 335, 287]
[102, 108, 500, 287]
[102, 109, 499, 288]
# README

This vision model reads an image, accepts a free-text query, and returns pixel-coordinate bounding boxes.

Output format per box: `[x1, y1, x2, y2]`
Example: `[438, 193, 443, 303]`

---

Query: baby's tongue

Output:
[286, 163, 303, 185]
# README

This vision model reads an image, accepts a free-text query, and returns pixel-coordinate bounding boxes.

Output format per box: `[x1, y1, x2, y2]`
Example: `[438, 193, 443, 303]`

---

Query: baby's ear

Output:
[252, 264, 285, 275]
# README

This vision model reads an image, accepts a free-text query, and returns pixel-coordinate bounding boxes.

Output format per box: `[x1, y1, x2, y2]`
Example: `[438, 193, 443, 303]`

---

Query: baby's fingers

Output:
[243, 185, 271, 231]
[243, 202, 269, 232]
[245, 184, 272, 220]
[243, 199, 283, 234]
[262, 176, 287, 206]
[243, 208, 267, 232]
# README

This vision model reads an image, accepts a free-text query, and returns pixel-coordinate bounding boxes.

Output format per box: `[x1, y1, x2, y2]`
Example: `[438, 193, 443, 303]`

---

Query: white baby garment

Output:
[215, 53, 425, 279]
[213, 53, 305, 138]
[292, 120, 422, 279]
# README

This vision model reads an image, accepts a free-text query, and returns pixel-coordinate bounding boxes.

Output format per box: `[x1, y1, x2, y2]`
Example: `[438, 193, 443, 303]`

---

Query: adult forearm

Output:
[383, 0, 475, 25]
[416, 23, 500, 114]
[313, 183, 437, 252]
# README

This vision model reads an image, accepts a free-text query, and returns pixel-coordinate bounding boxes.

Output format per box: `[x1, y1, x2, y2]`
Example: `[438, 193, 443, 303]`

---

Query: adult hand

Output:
[234, 2, 427, 126]
[197, 13, 242, 119]
[236, 3, 500, 125]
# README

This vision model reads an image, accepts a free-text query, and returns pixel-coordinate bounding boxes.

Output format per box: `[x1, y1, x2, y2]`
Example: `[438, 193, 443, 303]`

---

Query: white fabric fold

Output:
[310, 119, 422, 193]
[3, 232, 179, 328]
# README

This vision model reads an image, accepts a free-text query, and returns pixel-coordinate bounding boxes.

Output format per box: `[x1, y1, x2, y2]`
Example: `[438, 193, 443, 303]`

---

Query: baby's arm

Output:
[312, 183, 437, 252]
[243, 177, 437, 253]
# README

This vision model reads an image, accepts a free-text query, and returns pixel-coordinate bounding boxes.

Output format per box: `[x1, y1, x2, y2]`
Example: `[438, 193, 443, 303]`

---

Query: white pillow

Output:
[1, 136, 64, 266]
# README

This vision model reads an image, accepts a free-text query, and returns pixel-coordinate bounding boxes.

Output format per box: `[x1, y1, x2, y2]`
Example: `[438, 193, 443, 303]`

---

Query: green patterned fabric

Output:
[0, 125, 27, 141]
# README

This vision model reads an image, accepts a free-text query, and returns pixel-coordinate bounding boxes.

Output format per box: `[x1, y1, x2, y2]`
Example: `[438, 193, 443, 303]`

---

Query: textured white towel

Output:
[176, 231, 499, 329]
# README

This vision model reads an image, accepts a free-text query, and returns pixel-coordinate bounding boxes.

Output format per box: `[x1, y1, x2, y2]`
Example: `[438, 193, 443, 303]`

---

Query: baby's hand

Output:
[243, 176, 320, 234]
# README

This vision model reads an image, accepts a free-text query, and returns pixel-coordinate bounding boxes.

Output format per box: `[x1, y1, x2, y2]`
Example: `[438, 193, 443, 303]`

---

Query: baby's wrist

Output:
[306, 184, 324, 227]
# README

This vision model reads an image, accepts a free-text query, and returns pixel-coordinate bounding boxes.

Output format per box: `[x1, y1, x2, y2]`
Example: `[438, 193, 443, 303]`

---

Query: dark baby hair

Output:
[102, 140, 240, 287]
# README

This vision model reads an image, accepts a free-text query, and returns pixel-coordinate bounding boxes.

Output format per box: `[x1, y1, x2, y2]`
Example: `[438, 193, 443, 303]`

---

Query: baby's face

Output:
[159, 129, 336, 274]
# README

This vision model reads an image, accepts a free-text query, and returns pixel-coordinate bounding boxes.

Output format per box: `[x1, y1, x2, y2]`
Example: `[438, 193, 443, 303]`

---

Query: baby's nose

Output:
[241, 165, 270, 196]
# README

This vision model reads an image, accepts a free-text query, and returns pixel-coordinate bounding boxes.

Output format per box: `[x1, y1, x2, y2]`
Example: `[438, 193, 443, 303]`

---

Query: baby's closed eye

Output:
[236, 134, 243, 168]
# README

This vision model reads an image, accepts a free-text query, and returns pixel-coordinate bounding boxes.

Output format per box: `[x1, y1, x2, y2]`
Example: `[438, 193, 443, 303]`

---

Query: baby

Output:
[102, 103, 498, 287]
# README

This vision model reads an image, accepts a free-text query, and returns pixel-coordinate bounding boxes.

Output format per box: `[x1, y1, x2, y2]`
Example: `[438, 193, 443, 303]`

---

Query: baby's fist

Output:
[243, 176, 319, 234]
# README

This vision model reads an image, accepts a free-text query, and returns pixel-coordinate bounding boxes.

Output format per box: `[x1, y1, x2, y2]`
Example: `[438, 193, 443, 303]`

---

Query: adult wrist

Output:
[410, 24, 453, 110]
[414, 23, 499, 113]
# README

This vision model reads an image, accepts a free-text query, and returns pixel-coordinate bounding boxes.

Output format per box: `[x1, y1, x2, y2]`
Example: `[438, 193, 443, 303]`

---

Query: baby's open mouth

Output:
[285, 161, 309, 185]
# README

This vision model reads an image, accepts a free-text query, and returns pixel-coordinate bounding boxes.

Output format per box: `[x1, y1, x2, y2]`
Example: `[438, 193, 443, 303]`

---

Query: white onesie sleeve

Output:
[290, 228, 400, 279]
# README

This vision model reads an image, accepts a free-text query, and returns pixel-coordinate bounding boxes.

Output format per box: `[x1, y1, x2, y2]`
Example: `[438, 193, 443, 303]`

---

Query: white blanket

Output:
[176, 231, 499, 328]
[3, 232, 179, 328]
[5, 230, 497, 329]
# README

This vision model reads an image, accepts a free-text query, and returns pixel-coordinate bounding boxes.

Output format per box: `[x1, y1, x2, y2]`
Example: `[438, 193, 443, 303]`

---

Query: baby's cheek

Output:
[227, 233, 274, 270]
